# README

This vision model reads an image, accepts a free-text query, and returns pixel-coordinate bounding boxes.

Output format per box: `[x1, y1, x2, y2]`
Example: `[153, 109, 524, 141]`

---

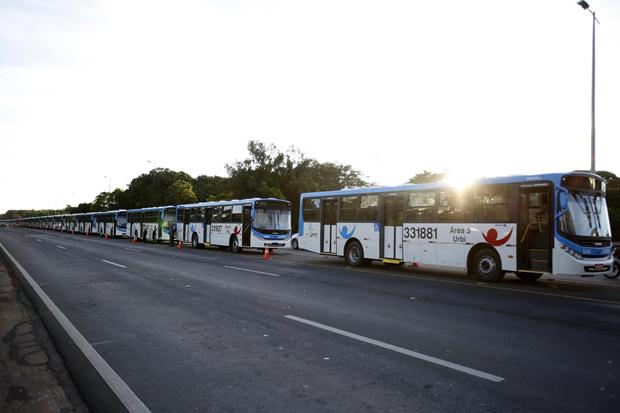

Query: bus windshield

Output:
[253, 206, 291, 231]
[558, 192, 611, 238]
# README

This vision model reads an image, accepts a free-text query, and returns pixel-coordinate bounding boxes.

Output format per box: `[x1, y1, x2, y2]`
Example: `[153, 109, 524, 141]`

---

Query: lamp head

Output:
[577, 0, 590, 10]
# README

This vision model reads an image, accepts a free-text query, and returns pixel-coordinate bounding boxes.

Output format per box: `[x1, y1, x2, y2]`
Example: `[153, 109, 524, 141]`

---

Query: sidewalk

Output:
[0, 257, 88, 412]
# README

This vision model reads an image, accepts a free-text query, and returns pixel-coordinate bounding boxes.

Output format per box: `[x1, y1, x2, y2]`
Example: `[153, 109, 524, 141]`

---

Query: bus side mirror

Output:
[558, 191, 568, 211]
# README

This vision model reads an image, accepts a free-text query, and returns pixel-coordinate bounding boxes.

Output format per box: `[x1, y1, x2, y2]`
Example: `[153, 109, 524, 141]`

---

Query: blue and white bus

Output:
[176, 198, 292, 251]
[127, 206, 176, 242]
[93, 210, 128, 237]
[298, 172, 613, 282]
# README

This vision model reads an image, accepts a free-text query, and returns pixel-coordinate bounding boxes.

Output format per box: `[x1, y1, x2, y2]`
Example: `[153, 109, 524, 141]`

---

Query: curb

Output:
[0, 241, 150, 413]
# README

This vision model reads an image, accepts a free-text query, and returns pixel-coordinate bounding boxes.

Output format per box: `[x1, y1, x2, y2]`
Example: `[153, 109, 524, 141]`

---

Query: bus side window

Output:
[406, 191, 436, 222]
[437, 191, 472, 222]
[359, 195, 379, 221]
[473, 185, 511, 222]
[212, 207, 222, 223]
[222, 206, 232, 223]
[302, 198, 321, 222]
[339, 196, 359, 221]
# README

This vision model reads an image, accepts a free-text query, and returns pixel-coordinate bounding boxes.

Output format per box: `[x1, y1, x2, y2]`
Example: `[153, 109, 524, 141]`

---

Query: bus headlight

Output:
[560, 244, 584, 260]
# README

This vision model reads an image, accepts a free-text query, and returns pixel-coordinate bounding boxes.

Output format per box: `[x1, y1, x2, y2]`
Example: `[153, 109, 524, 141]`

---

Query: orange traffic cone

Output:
[104, 234, 109, 240]
[263, 247, 270, 260]
[132, 236, 138, 243]
[177, 241, 183, 249]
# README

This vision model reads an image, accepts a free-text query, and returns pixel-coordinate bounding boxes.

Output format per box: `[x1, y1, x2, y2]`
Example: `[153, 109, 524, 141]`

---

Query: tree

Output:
[407, 170, 445, 184]
[597, 171, 620, 241]
[193, 175, 231, 201]
[168, 180, 198, 205]
[122, 168, 196, 208]
[225, 141, 369, 232]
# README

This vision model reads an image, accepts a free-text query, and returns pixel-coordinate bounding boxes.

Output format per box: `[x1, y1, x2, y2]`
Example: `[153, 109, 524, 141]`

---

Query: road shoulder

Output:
[0, 255, 88, 412]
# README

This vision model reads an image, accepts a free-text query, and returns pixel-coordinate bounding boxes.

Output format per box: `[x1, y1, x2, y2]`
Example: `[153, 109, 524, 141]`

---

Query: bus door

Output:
[204, 208, 212, 244]
[321, 199, 337, 254]
[518, 186, 552, 273]
[242, 205, 252, 247]
[381, 195, 405, 260]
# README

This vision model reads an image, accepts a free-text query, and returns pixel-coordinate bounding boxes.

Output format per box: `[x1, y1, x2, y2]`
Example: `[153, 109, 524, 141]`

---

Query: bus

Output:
[176, 198, 292, 251]
[298, 172, 613, 282]
[93, 210, 128, 237]
[127, 206, 175, 242]
[76, 213, 94, 234]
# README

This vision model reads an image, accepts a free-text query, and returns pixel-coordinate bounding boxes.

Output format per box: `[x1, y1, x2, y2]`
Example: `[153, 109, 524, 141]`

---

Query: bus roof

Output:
[126, 206, 175, 213]
[176, 198, 290, 209]
[300, 172, 603, 199]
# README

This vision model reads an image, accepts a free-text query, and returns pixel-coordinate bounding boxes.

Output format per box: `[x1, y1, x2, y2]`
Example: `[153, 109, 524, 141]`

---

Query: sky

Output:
[1, 0, 619, 212]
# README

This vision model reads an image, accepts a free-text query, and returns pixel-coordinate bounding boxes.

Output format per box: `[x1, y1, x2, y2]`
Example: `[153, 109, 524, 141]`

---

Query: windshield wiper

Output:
[591, 195, 603, 232]
[573, 193, 593, 230]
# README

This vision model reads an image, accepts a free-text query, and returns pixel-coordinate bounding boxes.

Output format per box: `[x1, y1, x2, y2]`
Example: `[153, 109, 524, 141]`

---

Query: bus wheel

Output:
[605, 258, 620, 279]
[230, 236, 242, 253]
[291, 238, 299, 250]
[192, 233, 199, 249]
[345, 241, 366, 267]
[516, 272, 543, 282]
[471, 248, 505, 282]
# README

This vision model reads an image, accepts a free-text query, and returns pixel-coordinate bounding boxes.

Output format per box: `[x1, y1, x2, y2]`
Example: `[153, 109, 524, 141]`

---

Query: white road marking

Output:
[91, 339, 121, 347]
[224, 265, 280, 277]
[56, 245, 67, 250]
[0, 242, 150, 412]
[123, 247, 142, 252]
[101, 259, 127, 269]
[36, 239, 42, 242]
[285, 315, 505, 383]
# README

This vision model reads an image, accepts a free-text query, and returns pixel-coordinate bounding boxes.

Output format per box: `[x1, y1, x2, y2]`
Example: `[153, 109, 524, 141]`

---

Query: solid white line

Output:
[285, 315, 505, 383]
[56, 245, 67, 250]
[101, 259, 127, 269]
[36, 239, 42, 242]
[224, 265, 280, 277]
[0, 242, 150, 412]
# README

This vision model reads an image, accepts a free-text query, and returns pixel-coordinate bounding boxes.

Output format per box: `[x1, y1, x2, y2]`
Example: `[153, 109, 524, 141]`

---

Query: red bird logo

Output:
[233, 226, 241, 236]
[482, 228, 513, 247]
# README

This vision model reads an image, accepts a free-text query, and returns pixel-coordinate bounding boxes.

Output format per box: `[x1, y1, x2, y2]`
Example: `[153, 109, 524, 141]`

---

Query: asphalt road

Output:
[0, 226, 619, 412]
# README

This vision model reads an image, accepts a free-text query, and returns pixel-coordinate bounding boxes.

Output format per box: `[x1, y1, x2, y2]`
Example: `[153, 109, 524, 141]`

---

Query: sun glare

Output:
[441, 172, 478, 191]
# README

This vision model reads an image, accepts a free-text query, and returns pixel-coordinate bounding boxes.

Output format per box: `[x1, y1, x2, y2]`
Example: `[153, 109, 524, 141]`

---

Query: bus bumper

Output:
[553, 244, 613, 277]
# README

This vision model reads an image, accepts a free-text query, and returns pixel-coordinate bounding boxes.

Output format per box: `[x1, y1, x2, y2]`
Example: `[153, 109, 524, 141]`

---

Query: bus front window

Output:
[558, 192, 611, 238]
[253, 208, 291, 232]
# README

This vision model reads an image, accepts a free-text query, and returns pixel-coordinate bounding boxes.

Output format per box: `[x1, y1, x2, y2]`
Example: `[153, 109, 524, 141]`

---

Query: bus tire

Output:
[471, 248, 504, 282]
[345, 241, 366, 267]
[291, 238, 298, 250]
[605, 258, 620, 279]
[230, 236, 242, 253]
[192, 233, 199, 249]
[516, 272, 543, 282]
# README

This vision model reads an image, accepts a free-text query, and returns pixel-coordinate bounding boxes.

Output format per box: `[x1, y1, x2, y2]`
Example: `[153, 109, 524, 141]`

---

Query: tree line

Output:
[1, 141, 368, 233]
[2, 141, 619, 239]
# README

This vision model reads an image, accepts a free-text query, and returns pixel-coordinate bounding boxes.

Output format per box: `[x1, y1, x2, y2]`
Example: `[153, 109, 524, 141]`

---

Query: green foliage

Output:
[407, 170, 445, 184]
[225, 141, 369, 231]
[194, 175, 231, 201]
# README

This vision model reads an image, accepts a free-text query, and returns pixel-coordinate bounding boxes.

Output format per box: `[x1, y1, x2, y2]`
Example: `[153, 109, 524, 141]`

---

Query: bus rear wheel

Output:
[516, 272, 543, 282]
[230, 236, 242, 253]
[471, 248, 505, 282]
[345, 241, 367, 267]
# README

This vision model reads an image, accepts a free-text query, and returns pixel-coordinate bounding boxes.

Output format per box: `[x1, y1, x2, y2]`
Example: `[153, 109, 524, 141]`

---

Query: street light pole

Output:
[577, 1, 599, 173]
